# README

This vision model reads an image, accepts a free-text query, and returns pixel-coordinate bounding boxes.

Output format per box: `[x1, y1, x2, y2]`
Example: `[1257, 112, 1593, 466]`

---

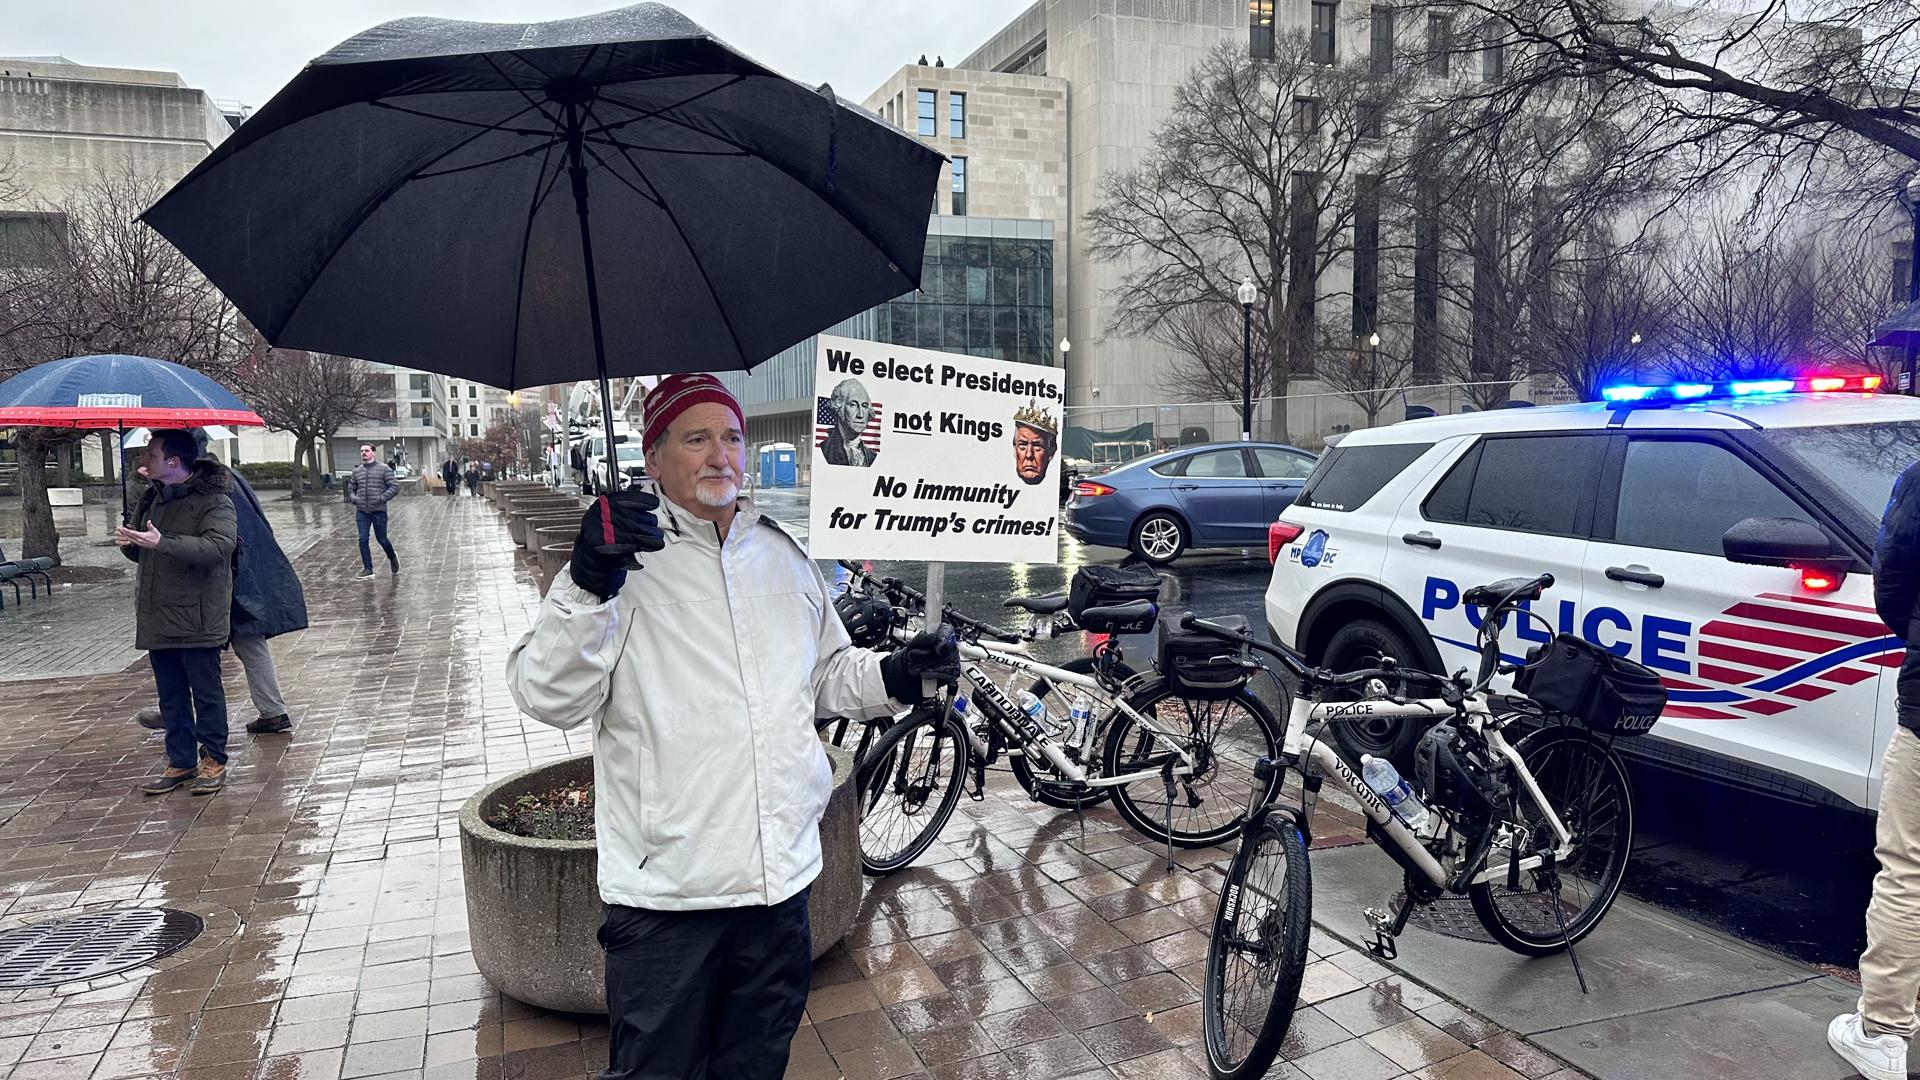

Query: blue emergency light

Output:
[1599, 373, 1882, 405]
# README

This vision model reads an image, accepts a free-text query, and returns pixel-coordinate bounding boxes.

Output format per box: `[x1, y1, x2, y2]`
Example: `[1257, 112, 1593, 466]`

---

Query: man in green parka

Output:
[116, 428, 238, 796]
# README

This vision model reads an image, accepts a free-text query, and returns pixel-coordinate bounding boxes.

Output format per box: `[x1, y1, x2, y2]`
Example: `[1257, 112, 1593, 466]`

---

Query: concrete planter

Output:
[493, 485, 553, 512]
[507, 504, 583, 545]
[535, 540, 571, 594]
[459, 746, 860, 1014]
[489, 482, 547, 509]
[500, 492, 568, 518]
[519, 515, 582, 549]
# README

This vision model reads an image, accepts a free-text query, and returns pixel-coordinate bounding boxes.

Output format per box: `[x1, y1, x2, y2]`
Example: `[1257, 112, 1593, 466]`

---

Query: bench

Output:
[0, 544, 53, 610]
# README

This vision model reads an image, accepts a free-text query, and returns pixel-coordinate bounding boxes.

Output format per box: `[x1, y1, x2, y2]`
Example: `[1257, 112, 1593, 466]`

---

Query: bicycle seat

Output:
[1077, 599, 1156, 626]
[1463, 575, 1550, 607]
[1003, 593, 1069, 614]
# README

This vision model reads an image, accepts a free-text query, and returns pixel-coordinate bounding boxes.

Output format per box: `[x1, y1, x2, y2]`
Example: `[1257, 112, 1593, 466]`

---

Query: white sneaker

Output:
[1828, 1013, 1908, 1080]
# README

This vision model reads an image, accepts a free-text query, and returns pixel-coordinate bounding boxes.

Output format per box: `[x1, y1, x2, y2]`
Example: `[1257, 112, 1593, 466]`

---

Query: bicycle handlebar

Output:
[837, 561, 1024, 644]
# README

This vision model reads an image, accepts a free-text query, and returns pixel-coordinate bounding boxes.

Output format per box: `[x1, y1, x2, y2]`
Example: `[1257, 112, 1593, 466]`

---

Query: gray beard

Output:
[694, 479, 739, 508]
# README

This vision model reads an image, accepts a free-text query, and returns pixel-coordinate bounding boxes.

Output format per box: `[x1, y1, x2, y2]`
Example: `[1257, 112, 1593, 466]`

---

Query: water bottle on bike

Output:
[1360, 754, 1431, 831]
[1014, 689, 1055, 738]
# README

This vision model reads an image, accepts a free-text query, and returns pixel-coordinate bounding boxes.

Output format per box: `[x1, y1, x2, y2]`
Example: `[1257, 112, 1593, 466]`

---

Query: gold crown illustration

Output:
[1013, 401, 1057, 436]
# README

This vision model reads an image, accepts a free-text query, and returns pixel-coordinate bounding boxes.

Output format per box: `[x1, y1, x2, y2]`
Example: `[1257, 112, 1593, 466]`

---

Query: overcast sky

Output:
[6, 0, 1027, 108]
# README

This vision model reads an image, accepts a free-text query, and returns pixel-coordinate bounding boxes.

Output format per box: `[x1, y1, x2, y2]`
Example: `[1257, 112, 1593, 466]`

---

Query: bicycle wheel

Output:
[1100, 677, 1283, 848]
[1469, 726, 1634, 955]
[1203, 814, 1312, 1079]
[1010, 655, 1132, 810]
[854, 704, 971, 876]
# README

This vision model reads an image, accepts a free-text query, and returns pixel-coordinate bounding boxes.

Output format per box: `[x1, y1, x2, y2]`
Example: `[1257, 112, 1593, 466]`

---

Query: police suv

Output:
[1264, 375, 1917, 813]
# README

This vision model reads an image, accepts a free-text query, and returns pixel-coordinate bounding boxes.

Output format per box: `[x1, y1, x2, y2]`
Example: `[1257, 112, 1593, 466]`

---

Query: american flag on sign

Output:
[815, 396, 882, 453]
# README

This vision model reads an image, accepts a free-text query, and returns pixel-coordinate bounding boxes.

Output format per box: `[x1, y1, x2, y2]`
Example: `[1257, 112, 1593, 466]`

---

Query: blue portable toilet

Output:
[758, 444, 776, 487]
[770, 442, 798, 487]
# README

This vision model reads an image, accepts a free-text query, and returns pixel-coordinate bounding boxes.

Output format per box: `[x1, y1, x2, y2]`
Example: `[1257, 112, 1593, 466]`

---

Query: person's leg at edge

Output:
[706, 887, 812, 1079]
[181, 646, 228, 767]
[356, 509, 374, 572]
[231, 633, 287, 723]
[1860, 726, 1920, 1040]
[148, 650, 198, 771]
[371, 510, 397, 565]
[598, 904, 731, 1080]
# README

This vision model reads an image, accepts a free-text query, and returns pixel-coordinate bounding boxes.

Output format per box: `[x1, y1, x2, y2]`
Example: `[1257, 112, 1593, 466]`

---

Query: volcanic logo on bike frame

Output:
[808, 336, 1066, 564]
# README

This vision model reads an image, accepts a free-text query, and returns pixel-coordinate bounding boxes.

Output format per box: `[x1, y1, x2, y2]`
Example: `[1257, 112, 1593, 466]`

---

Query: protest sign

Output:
[807, 335, 1066, 564]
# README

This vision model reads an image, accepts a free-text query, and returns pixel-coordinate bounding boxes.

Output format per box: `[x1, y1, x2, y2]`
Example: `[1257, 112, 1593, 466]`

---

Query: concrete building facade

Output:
[330, 364, 453, 477]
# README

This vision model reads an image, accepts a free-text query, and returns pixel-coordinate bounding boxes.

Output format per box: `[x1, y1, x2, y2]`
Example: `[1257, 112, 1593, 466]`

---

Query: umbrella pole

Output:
[562, 101, 636, 564]
[118, 425, 129, 526]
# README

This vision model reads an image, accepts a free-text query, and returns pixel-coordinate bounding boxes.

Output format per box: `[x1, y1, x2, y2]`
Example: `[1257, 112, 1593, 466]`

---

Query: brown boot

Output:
[190, 759, 226, 796]
[141, 767, 194, 795]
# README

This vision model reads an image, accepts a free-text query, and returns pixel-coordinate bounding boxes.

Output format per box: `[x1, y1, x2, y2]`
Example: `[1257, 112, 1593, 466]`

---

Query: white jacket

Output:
[506, 491, 900, 911]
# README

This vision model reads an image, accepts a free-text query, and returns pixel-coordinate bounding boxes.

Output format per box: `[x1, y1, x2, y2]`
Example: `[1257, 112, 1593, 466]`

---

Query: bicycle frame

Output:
[1278, 693, 1576, 892]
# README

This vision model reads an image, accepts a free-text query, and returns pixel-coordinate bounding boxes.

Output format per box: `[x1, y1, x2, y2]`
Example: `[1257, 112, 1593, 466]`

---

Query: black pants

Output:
[149, 646, 227, 770]
[599, 887, 811, 1080]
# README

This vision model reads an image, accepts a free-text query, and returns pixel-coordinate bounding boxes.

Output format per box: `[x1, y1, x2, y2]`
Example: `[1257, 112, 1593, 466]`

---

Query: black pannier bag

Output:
[1067, 565, 1162, 634]
[1157, 614, 1253, 700]
[1513, 633, 1665, 736]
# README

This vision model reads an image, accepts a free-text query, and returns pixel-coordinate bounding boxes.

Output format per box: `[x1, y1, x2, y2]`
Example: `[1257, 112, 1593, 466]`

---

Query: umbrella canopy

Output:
[1871, 296, 1920, 348]
[0, 355, 264, 430]
[141, 3, 944, 392]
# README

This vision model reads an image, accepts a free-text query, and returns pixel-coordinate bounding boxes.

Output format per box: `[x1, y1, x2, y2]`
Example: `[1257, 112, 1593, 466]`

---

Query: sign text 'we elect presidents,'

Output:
[807, 336, 1065, 564]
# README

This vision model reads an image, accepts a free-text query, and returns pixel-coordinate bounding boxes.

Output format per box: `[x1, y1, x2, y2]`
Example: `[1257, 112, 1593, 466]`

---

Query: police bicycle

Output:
[1181, 574, 1655, 1079]
[825, 563, 1286, 876]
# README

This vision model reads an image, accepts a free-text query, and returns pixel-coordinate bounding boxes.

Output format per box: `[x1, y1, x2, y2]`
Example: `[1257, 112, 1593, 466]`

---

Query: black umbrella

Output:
[143, 3, 942, 477]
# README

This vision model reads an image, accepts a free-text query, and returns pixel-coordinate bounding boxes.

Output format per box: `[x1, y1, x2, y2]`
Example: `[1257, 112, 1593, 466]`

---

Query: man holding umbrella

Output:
[509, 374, 958, 1078]
[117, 429, 238, 795]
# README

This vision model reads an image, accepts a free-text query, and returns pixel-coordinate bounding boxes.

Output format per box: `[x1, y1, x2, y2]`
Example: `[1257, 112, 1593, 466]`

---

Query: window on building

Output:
[1427, 14, 1453, 76]
[917, 89, 937, 136]
[951, 157, 967, 216]
[1358, 102, 1384, 139]
[1894, 251, 1915, 304]
[1250, 0, 1276, 59]
[950, 92, 966, 138]
[469, 403, 478, 418]
[1288, 173, 1319, 371]
[1291, 97, 1323, 136]
[1311, 0, 1339, 64]
[1412, 184, 1439, 377]
[467, 384, 477, 398]
[1482, 22, 1506, 81]
[0, 211, 66, 267]
[410, 373, 430, 394]
[1352, 175, 1380, 337]
[1370, 6, 1395, 74]
[470, 423, 480, 436]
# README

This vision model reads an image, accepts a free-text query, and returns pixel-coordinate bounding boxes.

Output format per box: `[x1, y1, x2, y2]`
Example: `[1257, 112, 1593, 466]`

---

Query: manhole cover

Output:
[1396, 892, 1497, 944]
[0, 907, 204, 989]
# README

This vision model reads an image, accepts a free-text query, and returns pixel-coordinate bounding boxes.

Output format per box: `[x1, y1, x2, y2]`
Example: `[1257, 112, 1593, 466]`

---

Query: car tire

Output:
[1321, 618, 1426, 770]
[1130, 512, 1187, 565]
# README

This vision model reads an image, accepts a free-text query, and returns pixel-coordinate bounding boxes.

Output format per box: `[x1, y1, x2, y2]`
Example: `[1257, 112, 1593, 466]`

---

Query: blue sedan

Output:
[1063, 442, 1318, 564]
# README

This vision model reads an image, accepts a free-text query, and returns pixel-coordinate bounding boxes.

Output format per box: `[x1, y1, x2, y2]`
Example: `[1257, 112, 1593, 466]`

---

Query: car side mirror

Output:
[1722, 517, 1848, 571]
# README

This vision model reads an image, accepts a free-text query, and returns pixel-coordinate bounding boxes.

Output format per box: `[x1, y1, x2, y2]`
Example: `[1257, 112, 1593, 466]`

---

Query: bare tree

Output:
[1398, 0, 1918, 208]
[1808, 227, 1910, 378]
[1532, 242, 1667, 400]
[1656, 215, 1822, 381]
[0, 162, 250, 563]
[1316, 325, 1414, 427]
[1149, 302, 1271, 431]
[232, 346, 383, 499]
[1088, 38, 1415, 440]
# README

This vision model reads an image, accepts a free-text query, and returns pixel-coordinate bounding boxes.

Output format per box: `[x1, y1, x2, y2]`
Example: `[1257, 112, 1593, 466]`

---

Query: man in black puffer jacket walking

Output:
[1830, 458, 1920, 1080]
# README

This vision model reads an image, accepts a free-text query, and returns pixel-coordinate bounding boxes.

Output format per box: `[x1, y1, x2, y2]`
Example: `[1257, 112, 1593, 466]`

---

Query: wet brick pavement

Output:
[0, 492, 1588, 1079]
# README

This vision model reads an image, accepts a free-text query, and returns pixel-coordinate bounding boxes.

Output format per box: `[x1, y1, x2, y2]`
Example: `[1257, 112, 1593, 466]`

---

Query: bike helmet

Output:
[834, 591, 895, 648]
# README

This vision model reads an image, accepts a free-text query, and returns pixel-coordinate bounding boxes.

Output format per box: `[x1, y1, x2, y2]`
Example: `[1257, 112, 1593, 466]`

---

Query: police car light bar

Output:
[1600, 374, 1882, 404]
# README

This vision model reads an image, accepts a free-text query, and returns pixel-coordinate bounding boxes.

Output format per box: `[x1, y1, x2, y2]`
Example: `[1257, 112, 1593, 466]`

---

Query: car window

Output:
[1183, 450, 1249, 478]
[1297, 442, 1432, 512]
[1758, 421, 1920, 527]
[1428, 435, 1603, 536]
[1614, 439, 1811, 556]
[1254, 448, 1315, 480]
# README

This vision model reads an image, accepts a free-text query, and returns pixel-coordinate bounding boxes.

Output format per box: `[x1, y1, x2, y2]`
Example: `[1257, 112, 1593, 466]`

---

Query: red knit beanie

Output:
[642, 373, 744, 450]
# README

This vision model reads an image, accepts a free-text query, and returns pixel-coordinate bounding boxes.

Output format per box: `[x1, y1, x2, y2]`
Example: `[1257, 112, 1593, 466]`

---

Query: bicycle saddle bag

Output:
[1156, 614, 1251, 700]
[1069, 565, 1163, 633]
[1513, 633, 1664, 736]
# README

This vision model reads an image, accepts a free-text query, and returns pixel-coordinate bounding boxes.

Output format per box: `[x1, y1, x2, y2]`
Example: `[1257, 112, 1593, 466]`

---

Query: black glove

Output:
[568, 491, 665, 600]
[880, 628, 960, 704]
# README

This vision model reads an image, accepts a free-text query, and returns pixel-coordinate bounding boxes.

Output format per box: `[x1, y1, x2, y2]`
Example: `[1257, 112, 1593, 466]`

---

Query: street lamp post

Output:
[1902, 173, 1920, 395]
[1237, 278, 1257, 441]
